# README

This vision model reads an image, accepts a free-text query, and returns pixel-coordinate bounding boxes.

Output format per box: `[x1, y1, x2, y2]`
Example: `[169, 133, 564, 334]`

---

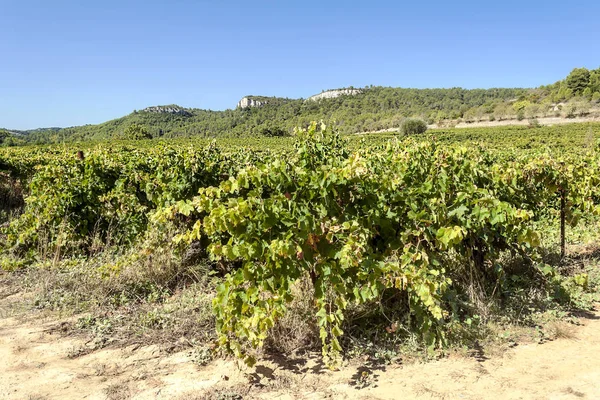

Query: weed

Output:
[190, 345, 214, 366]
[544, 321, 577, 340]
[103, 382, 130, 400]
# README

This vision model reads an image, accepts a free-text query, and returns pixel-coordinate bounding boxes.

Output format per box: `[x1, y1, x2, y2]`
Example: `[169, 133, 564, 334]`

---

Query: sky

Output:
[1, 0, 599, 130]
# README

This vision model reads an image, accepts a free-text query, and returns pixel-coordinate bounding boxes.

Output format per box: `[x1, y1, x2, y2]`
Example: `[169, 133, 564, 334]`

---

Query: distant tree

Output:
[571, 97, 591, 116]
[123, 123, 152, 140]
[399, 118, 428, 135]
[564, 102, 576, 118]
[566, 68, 591, 95]
[493, 103, 511, 121]
[0, 130, 25, 146]
[462, 108, 477, 123]
[477, 106, 489, 122]
[562, 97, 590, 118]
[554, 86, 573, 102]
[260, 125, 287, 137]
[2, 136, 24, 146]
[434, 111, 448, 124]
[0, 129, 11, 144]
[590, 69, 600, 93]
[512, 100, 531, 113]
[524, 103, 541, 119]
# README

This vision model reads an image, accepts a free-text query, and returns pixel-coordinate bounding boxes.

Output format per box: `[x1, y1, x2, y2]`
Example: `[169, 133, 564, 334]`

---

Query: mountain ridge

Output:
[7, 67, 600, 143]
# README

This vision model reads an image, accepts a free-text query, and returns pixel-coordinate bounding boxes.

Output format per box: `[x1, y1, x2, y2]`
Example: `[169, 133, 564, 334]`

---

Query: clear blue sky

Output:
[2, 0, 599, 130]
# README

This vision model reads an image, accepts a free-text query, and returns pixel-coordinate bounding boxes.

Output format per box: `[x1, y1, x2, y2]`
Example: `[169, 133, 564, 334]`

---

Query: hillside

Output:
[10, 67, 600, 144]
[21, 88, 526, 143]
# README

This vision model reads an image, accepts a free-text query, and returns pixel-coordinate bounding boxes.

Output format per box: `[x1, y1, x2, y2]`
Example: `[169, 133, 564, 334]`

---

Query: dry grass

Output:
[545, 321, 577, 341]
[103, 382, 130, 400]
[265, 276, 319, 355]
[179, 383, 248, 400]
[3, 236, 217, 357]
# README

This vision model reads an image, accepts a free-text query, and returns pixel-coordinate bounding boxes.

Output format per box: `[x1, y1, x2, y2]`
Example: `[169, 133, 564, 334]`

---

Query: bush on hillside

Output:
[399, 118, 428, 135]
[123, 123, 152, 140]
[260, 125, 288, 137]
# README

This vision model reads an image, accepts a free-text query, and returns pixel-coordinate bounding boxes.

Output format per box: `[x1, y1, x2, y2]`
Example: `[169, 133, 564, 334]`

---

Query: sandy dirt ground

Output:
[445, 115, 600, 129]
[1, 303, 600, 400]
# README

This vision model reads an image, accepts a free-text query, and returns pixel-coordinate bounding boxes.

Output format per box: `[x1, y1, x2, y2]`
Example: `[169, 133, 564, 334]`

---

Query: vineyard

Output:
[1, 122, 600, 368]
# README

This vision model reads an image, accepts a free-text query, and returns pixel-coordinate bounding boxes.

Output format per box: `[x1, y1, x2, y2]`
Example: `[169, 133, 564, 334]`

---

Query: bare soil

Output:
[443, 115, 600, 129]
[363, 114, 600, 135]
[1, 300, 600, 400]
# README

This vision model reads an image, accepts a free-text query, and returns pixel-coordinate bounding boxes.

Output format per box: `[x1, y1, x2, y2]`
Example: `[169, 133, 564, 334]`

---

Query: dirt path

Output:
[1, 309, 599, 399]
[442, 115, 600, 129]
[362, 114, 600, 135]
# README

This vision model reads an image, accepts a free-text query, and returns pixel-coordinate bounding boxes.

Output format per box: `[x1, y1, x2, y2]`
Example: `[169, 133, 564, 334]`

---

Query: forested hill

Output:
[22, 88, 525, 143]
[11, 67, 600, 143]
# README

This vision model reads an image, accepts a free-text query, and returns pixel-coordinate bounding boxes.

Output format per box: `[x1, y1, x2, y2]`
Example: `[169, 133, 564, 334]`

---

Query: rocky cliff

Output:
[307, 88, 362, 101]
[237, 97, 268, 109]
[142, 105, 192, 116]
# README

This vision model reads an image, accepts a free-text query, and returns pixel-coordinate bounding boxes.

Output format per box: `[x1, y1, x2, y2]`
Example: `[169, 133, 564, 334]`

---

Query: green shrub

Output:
[260, 126, 287, 137]
[167, 122, 590, 367]
[399, 118, 428, 135]
[123, 123, 152, 140]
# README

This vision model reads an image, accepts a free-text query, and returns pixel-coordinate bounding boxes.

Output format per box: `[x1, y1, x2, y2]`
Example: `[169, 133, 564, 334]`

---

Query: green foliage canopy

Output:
[123, 123, 152, 140]
[566, 68, 591, 95]
[400, 118, 428, 135]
